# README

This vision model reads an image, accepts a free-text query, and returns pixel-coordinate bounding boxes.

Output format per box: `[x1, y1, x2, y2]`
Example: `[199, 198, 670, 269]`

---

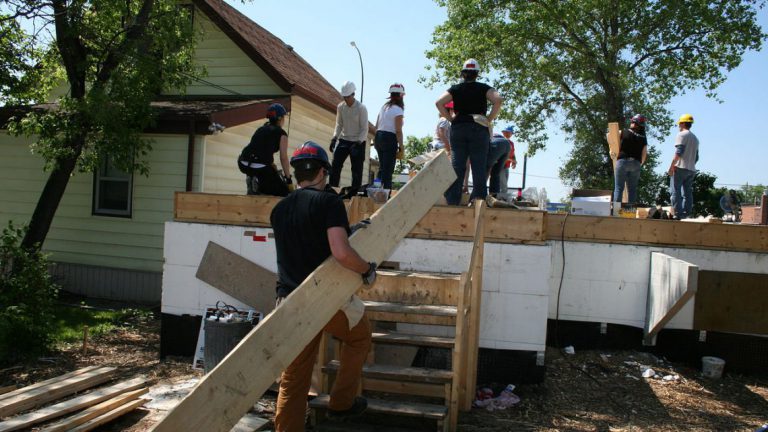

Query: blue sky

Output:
[241, 1, 767, 201]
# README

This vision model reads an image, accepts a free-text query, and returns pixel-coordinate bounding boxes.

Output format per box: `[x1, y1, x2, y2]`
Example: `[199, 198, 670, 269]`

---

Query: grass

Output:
[51, 303, 153, 344]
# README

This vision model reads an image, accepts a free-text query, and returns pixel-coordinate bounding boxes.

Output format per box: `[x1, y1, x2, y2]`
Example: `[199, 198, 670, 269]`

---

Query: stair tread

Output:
[371, 331, 454, 348]
[376, 269, 461, 280]
[363, 301, 457, 316]
[309, 394, 447, 420]
[325, 360, 453, 383]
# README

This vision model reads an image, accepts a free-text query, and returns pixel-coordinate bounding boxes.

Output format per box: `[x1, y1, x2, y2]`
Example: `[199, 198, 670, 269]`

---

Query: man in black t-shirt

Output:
[435, 58, 503, 205]
[270, 141, 377, 432]
[613, 114, 648, 203]
[238, 103, 292, 196]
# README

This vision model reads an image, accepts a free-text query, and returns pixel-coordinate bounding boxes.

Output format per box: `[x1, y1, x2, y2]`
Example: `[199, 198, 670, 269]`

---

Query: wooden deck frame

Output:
[151, 151, 455, 432]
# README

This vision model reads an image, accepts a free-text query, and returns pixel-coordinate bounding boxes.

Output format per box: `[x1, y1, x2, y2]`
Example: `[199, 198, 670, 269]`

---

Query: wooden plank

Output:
[37, 387, 148, 432]
[0, 366, 116, 418]
[607, 122, 620, 162]
[546, 213, 768, 253]
[361, 377, 445, 397]
[463, 201, 485, 411]
[371, 332, 454, 348]
[174, 192, 281, 227]
[694, 271, 768, 334]
[411, 206, 474, 238]
[365, 311, 455, 326]
[483, 208, 545, 242]
[195, 241, 276, 315]
[362, 301, 457, 317]
[0, 377, 147, 432]
[150, 150, 455, 432]
[357, 270, 461, 306]
[450, 272, 469, 428]
[67, 397, 148, 432]
[309, 394, 447, 420]
[644, 253, 698, 343]
[324, 361, 453, 384]
[0, 387, 15, 397]
[0, 366, 101, 403]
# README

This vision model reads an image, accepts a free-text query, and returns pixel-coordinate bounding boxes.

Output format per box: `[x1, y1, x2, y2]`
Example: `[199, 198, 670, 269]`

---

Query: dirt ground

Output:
[3, 306, 768, 432]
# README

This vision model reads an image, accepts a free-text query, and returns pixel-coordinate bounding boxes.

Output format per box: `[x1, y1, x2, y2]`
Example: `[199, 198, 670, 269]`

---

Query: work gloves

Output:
[283, 174, 292, 185]
[362, 262, 377, 285]
[330, 138, 337, 153]
[350, 218, 371, 234]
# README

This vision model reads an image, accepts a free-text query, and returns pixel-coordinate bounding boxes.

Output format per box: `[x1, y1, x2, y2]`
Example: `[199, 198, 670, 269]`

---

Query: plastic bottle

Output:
[539, 187, 548, 211]
[373, 178, 382, 189]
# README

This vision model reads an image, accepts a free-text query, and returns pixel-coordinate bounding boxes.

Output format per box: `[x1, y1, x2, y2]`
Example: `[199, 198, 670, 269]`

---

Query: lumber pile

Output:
[0, 366, 150, 432]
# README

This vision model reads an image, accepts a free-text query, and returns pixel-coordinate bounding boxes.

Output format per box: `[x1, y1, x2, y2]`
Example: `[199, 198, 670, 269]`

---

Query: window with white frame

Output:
[93, 156, 133, 217]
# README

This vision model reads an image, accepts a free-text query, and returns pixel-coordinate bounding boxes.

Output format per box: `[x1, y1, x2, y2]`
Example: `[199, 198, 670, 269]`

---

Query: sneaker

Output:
[327, 396, 367, 419]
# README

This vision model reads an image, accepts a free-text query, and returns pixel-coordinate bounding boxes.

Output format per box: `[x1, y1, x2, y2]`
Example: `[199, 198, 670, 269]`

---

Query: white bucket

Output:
[701, 356, 725, 379]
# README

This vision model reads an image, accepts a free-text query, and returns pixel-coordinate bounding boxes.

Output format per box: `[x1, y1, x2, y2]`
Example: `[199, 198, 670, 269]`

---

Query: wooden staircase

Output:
[309, 200, 486, 431]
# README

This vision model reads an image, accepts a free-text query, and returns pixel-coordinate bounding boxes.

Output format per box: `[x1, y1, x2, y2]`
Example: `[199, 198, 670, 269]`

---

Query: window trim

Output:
[92, 156, 134, 218]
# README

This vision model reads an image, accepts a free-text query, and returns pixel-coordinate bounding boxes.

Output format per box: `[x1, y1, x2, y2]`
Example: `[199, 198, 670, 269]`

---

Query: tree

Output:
[2, 0, 198, 252]
[739, 183, 767, 205]
[394, 135, 432, 175]
[424, 0, 765, 192]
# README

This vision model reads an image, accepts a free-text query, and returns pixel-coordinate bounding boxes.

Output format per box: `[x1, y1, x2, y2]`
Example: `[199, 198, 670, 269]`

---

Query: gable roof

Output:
[193, 0, 341, 114]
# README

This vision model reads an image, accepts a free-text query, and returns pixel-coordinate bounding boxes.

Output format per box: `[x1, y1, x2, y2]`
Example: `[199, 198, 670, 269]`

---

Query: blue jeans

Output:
[670, 168, 695, 218]
[613, 158, 642, 203]
[445, 122, 489, 205]
[487, 137, 510, 195]
[374, 131, 398, 189]
[330, 139, 365, 189]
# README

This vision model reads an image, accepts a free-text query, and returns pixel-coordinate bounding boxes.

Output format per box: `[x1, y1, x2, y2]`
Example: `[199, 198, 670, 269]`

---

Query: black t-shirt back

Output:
[245, 123, 286, 166]
[270, 188, 350, 297]
[448, 81, 492, 123]
[618, 129, 648, 160]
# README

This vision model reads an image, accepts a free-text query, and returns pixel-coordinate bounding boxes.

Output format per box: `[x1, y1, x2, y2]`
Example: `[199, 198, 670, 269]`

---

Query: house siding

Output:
[0, 133, 192, 275]
[163, 6, 285, 97]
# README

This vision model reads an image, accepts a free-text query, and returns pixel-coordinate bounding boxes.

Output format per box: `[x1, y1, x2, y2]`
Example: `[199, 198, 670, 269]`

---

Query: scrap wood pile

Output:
[0, 365, 149, 431]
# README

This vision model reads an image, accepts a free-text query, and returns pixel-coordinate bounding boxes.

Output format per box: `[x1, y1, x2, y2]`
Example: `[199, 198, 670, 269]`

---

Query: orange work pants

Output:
[274, 311, 371, 432]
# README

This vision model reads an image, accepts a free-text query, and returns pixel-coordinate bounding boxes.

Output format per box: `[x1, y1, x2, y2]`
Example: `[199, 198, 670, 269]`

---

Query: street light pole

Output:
[350, 41, 364, 103]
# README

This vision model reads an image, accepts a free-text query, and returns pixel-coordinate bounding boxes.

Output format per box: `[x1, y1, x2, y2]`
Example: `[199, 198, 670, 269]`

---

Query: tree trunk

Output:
[21, 138, 84, 252]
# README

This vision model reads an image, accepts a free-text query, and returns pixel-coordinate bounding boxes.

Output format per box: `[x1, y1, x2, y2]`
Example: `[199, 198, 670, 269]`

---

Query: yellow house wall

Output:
[0, 133, 194, 273]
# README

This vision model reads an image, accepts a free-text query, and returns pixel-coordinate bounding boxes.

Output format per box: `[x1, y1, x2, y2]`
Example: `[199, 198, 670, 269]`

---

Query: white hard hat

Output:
[340, 81, 356, 97]
[388, 83, 405, 94]
[462, 58, 480, 72]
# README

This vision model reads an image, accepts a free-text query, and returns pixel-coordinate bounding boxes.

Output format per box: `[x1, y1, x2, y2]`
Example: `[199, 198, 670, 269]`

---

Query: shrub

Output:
[0, 222, 59, 364]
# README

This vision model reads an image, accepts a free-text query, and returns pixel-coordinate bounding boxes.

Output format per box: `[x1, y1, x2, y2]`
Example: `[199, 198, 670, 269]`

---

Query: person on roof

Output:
[271, 141, 377, 431]
[435, 58, 503, 205]
[500, 125, 517, 199]
[613, 114, 648, 204]
[487, 132, 511, 197]
[667, 113, 700, 219]
[431, 101, 453, 153]
[237, 103, 292, 196]
[329, 81, 369, 194]
[374, 83, 405, 190]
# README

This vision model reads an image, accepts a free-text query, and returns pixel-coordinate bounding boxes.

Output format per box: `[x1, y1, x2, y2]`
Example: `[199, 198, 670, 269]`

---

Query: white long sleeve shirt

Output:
[333, 99, 369, 142]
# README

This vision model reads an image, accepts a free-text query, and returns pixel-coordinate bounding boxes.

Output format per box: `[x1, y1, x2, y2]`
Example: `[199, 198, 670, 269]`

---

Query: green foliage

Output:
[425, 0, 765, 192]
[692, 172, 728, 217]
[395, 135, 432, 174]
[52, 305, 153, 343]
[0, 222, 59, 364]
[739, 183, 767, 206]
[5, 0, 200, 176]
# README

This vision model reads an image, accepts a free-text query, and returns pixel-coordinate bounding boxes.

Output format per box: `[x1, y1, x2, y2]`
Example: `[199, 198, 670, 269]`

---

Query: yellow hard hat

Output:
[677, 113, 694, 124]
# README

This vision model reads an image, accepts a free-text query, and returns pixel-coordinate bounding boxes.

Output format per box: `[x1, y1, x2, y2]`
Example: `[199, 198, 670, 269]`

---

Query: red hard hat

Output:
[444, 101, 454, 109]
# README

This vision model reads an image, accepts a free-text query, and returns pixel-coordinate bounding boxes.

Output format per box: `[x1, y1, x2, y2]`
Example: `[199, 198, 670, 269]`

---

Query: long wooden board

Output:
[68, 398, 148, 432]
[39, 387, 148, 432]
[0, 367, 116, 418]
[0, 377, 146, 432]
[546, 213, 768, 253]
[174, 193, 281, 227]
[0, 366, 101, 403]
[644, 253, 698, 344]
[150, 150, 456, 432]
[694, 271, 768, 334]
[196, 241, 277, 315]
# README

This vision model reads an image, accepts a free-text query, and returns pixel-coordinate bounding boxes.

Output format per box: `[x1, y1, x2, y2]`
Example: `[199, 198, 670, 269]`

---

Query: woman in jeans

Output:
[613, 114, 648, 204]
[374, 83, 405, 190]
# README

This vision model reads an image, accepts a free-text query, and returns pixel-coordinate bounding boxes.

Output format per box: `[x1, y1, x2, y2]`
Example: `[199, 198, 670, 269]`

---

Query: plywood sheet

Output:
[196, 241, 276, 315]
[645, 253, 698, 342]
[693, 271, 768, 334]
